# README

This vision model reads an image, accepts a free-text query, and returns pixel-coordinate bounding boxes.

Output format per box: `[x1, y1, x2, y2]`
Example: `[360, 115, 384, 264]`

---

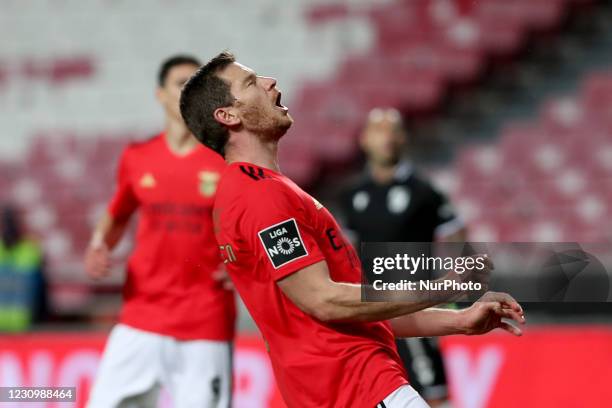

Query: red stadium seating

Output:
[0, 0, 597, 313]
[0, 131, 135, 297]
[297, 0, 576, 178]
[456, 69, 612, 242]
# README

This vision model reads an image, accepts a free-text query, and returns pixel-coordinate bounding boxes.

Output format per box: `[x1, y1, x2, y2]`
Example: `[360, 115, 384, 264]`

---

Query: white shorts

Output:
[87, 324, 232, 408]
[376, 385, 431, 408]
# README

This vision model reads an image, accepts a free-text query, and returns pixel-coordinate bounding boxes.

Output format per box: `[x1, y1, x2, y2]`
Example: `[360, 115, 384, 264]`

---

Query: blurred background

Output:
[1, 0, 612, 407]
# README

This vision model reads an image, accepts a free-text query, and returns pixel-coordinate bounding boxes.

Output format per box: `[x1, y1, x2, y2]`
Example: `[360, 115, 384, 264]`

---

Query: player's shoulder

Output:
[196, 145, 227, 169]
[349, 168, 373, 187]
[403, 170, 442, 196]
[340, 172, 373, 205]
[121, 133, 163, 158]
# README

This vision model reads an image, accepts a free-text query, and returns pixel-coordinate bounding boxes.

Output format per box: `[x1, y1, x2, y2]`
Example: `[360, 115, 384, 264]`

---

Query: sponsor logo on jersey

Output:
[199, 171, 220, 197]
[139, 172, 156, 188]
[258, 218, 308, 269]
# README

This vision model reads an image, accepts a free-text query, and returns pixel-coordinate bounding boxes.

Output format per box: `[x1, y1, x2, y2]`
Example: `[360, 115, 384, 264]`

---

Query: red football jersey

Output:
[108, 134, 235, 340]
[214, 162, 407, 407]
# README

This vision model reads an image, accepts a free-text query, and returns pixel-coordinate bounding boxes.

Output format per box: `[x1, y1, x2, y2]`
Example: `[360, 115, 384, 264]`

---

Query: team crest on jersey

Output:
[258, 218, 308, 269]
[139, 172, 156, 188]
[198, 171, 220, 197]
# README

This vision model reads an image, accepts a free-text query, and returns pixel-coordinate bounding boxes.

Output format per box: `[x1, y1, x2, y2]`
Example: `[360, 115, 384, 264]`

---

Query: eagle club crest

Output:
[198, 171, 220, 197]
[258, 219, 308, 269]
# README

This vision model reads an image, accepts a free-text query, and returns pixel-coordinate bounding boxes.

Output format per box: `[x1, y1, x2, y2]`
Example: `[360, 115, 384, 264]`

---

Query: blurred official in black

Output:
[339, 108, 466, 407]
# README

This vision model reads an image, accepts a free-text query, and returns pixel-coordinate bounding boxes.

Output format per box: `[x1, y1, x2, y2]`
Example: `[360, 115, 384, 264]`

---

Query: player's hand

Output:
[459, 291, 525, 336]
[84, 241, 111, 280]
[213, 266, 234, 291]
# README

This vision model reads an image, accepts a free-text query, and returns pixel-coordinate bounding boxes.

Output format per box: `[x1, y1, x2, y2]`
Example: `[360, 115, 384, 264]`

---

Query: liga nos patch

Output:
[258, 218, 308, 268]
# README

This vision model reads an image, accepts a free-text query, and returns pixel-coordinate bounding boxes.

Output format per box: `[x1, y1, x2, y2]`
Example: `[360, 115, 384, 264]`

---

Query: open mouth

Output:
[275, 92, 287, 110]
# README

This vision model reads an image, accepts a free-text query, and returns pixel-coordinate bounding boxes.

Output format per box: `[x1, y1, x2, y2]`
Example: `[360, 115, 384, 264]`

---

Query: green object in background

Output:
[0, 239, 42, 269]
[0, 307, 31, 332]
[0, 239, 43, 332]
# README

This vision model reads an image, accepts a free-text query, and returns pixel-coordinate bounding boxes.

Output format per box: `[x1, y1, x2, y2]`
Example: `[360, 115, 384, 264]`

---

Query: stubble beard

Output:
[241, 102, 293, 142]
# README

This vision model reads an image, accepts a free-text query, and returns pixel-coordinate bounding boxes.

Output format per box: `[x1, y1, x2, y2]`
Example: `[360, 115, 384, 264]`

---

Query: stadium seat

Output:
[540, 97, 585, 134]
[456, 145, 503, 182]
[50, 56, 95, 85]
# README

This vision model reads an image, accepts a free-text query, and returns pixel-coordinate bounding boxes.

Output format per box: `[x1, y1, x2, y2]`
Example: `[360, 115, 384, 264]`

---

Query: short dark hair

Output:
[158, 54, 201, 87]
[180, 51, 236, 156]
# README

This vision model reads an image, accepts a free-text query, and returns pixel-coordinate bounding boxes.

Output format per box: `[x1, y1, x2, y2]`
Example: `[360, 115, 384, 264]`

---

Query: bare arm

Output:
[389, 308, 466, 337]
[276, 260, 468, 323]
[84, 211, 131, 279]
[390, 293, 525, 338]
[92, 212, 130, 249]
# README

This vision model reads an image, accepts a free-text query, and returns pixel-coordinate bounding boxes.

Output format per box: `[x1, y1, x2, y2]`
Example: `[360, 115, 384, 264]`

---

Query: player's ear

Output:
[155, 87, 165, 104]
[214, 106, 240, 127]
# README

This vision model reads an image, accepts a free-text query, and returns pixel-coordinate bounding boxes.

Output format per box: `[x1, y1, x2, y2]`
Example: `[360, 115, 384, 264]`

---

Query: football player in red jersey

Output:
[180, 52, 525, 408]
[84, 55, 235, 408]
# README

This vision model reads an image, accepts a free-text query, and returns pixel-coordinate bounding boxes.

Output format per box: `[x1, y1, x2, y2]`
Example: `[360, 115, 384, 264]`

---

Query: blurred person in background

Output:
[0, 204, 48, 332]
[84, 55, 235, 408]
[338, 108, 466, 407]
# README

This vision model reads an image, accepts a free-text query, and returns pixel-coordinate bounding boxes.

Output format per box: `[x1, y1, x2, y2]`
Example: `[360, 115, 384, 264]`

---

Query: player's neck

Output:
[225, 133, 280, 172]
[164, 120, 198, 156]
[369, 161, 397, 184]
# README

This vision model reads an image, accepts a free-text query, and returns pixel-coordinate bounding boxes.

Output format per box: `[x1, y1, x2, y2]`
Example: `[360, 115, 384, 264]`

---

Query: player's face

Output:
[219, 62, 293, 140]
[361, 115, 406, 166]
[157, 63, 199, 123]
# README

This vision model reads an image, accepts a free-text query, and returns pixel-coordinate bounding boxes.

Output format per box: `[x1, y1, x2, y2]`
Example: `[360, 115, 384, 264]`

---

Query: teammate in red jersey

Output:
[84, 55, 235, 408]
[180, 52, 525, 408]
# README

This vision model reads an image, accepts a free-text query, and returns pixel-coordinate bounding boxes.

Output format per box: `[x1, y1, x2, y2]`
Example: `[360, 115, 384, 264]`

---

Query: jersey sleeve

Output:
[429, 185, 463, 238]
[107, 149, 139, 220]
[240, 180, 326, 281]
